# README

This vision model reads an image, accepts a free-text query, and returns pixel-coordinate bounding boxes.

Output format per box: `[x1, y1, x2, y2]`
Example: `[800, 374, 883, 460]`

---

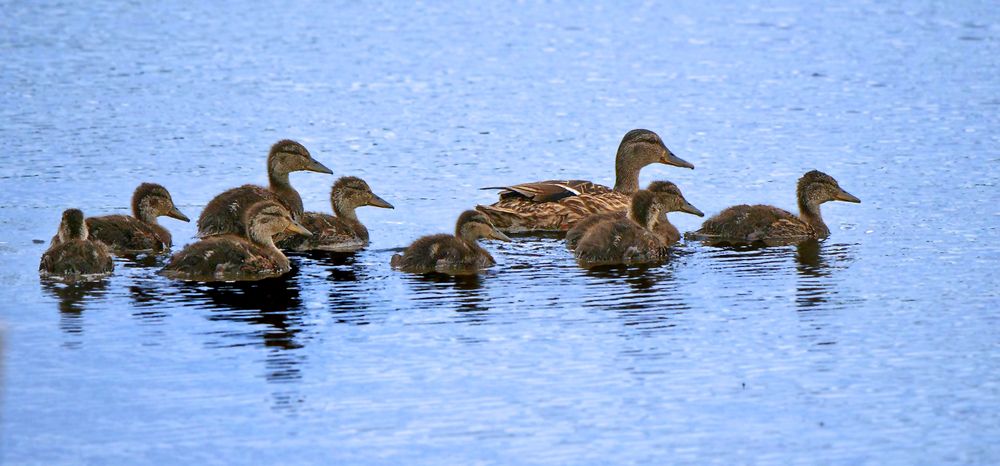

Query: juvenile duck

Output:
[476, 129, 694, 233]
[574, 183, 703, 267]
[40, 209, 114, 280]
[565, 181, 691, 250]
[161, 200, 312, 282]
[197, 140, 332, 237]
[391, 210, 511, 274]
[689, 170, 860, 244]
[62, 183, 189, 254]
[277, 176, 394, 252]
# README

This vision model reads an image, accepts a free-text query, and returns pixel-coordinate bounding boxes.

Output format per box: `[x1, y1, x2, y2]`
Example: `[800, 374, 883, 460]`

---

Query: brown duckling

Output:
[574, 183, 703, 267]
[476, 129, 694, 233]
[689, 170, 860, 244]
[277, 176, 394, 252]
[391, 210, 512, 274]
[197, 139, 332, 237]
[565, 181, 691, 250]
[62, 183, 189, 254]
[40, 209, 114, 280]
[161, 200, 312, 282]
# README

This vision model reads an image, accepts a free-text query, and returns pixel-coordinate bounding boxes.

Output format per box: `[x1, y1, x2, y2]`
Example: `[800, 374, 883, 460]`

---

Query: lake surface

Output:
[2, 0, 998, 464]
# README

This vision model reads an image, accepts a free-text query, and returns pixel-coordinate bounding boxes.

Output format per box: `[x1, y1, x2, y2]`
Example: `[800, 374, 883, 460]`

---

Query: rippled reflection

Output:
[39, 278, 108, 343]
[794, 240, 857, 312]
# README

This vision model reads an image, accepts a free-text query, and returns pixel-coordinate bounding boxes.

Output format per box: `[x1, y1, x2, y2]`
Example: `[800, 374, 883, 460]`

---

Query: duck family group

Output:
[39, 129, 860, 281]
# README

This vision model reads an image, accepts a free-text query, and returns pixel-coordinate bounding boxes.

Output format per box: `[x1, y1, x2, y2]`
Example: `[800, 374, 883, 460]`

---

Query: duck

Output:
[40, 209, 114, 280]
[161, 200, 312, 282]
[565, 181, 691, 250]
[688, 170, 860, 244]
[391, 210, 511, 274]
[475, 129, 694, 233]
[574, 182, 704, 267]
[277, 176, 394, 252]
[57, 183, 189, 254]
[197, 139, 332, 238]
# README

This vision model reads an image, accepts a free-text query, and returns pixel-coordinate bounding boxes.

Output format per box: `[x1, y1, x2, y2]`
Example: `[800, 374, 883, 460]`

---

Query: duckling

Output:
[197, 139, 332, 237]
[689, 170, 860, 244]
[575, 183, 703, 267]
[59, 183, 189, 254]
[391, 210, 511, 274]
[565, 181, 690, 250]
[476, 129, 694, 233]
[277, 176, 394, 252]
[161, 200, 312, 282]
[40, 209, 114, 280]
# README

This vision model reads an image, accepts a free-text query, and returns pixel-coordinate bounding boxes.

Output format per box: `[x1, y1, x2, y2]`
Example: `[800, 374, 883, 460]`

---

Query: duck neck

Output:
[798, 197, 830, 237]
[613, 153, 643, 193]
[252, 230, 290, 269]
[133, 198, 159, 225]
[268, 171, 303, 217]
[332, 199, 358, 222]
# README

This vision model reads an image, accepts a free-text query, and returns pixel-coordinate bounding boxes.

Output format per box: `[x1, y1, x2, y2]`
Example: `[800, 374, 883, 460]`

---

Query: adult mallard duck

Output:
[391, 210, 511, 274]
[476, 129, 694, 233]
[40, 209, 114, 280]
[574, 183, 703, 267]
[277, 176, 394, 252]
[197, 139, 331, 237]
[565, 181, 692, 250]
[63, 183, 189, 254]
[688, 170, 860, 245]
[161, 200, 311, 282]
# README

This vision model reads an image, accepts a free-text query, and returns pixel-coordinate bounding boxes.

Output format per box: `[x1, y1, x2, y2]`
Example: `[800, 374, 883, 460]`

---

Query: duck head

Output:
[797, 170, 861, 208]
[617, 129, 694, 170]
[455, 210, 511, 243]
[331, 176, 394, 218]
[267, 139, 332, 177]
[133, 183, 189, 223]
[646, 181, 704, 217]
[244, 200, 312, 245]
[57, 208, 88, 242]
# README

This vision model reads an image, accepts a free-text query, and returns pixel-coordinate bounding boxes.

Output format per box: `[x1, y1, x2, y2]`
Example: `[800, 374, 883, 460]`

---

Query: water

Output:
[2, 0, 998, 464]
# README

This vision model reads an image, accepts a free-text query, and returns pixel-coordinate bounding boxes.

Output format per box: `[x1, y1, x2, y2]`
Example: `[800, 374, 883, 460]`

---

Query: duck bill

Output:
[284, 220, 313, 237]
[680, 202, 705, 217]
[167, 207, 190, 222]
[835, 189, 861, 203]
[489, 228, 512, 242]
[367, 193, 394, 209]
[660, 147, 695, 169]
[305, 159, 333, 175]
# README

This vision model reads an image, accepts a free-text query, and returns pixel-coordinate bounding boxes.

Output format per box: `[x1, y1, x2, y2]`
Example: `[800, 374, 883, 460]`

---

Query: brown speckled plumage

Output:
[40, 209, 114, 280]
[197, 140, 332, 238]
[476, 129, 694, 233]
[391, 210, 511, 274]
[574, 183, 703, 267]
[277, 176, 394, 252]
[75, 183, 189, 254]
[566, 181, 695, 250]
[690, 170, 860, 244]
[162, 200, 311, 282]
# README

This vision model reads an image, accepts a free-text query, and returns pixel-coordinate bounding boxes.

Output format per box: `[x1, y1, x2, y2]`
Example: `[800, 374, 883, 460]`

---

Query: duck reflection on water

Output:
[40, 278, 109, 338]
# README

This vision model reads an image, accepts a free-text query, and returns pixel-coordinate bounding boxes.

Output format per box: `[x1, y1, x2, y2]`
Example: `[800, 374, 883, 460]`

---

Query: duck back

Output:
[197, 185, 300, 237]
[694, 204, 809, 241]
[161, 235, 289, 281]
[391, 234, 494, 274]
[40, 239, 114, 278]
[86, 215, 171, 253]
[575, 218, 668, 266]
[277, 212, 368, 252]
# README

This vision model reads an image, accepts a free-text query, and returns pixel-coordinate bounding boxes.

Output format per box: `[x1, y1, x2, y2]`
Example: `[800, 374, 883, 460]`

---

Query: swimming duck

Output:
[689, 170, 860, 244]
[391, 210, 511, 274]
[574, 183, 703, 266]
[476, 129, 694, 233]
[60, 183, 189, 254]
[197, 139, 331, 237]
[277, 176, 394, 252]
[565, 181, 691, 250]
[40, 209, 114, 280]
[161, 200, 312, 282]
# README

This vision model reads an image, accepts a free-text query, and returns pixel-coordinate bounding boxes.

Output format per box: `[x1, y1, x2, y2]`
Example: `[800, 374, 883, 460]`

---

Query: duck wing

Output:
[482, 180, 611, 202]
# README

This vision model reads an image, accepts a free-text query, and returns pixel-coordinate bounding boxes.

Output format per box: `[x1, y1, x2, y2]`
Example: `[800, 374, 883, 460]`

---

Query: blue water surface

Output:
[1, 0, 998, 464]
